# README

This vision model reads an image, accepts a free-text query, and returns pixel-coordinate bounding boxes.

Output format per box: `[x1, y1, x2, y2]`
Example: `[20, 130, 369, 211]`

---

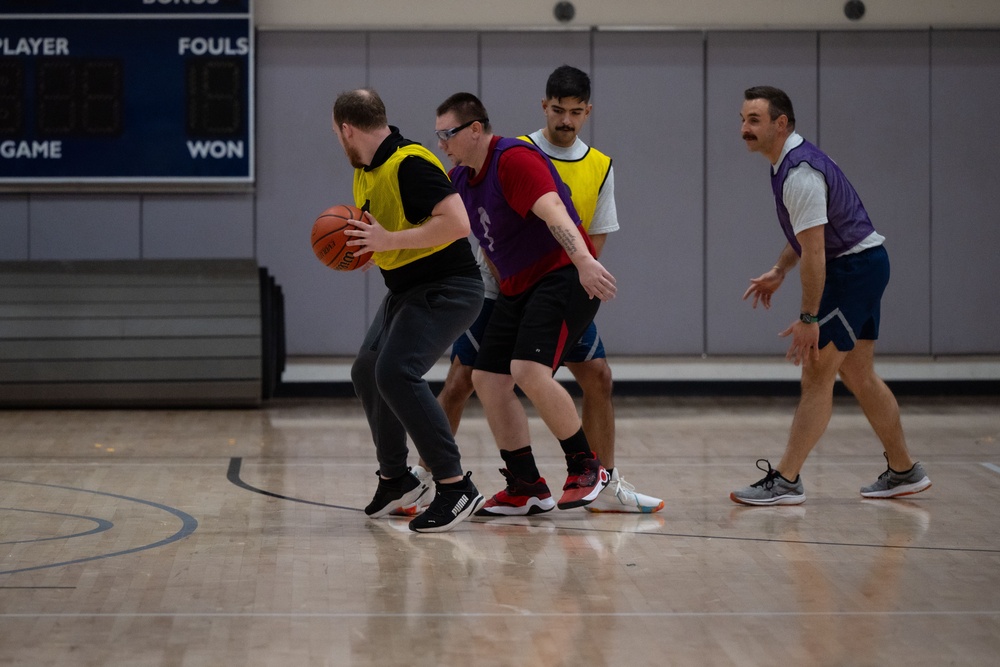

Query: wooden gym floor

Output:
[1, 394, 998, 666]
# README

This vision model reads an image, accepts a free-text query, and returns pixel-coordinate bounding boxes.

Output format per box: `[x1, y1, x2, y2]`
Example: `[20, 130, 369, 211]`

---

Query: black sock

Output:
[501, 446, 541, 481]
[559, 428, 592, 465]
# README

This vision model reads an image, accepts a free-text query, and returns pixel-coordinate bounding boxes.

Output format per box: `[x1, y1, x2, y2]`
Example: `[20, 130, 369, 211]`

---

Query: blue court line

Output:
[0, 507, 113, 545]
[227, 457, 362, 512]
[0, 479, 198, 576]
[981, 463, 1000, 476]
[228, 460, 999, 554]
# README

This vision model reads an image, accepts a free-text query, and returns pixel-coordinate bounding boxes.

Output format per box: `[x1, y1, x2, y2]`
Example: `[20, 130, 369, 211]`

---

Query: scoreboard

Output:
[0, 0, 253, 188]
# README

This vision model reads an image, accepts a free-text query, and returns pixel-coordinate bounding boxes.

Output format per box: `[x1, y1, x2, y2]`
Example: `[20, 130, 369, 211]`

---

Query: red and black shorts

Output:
[474, 265, 600, 375]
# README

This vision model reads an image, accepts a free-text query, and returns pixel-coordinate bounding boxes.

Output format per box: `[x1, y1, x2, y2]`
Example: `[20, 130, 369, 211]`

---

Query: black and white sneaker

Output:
[409, 472, 485, 533]
[364, 468, 432, 518]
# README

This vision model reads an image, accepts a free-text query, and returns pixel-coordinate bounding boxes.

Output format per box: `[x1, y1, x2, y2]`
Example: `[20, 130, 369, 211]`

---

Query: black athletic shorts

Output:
[474, 265, 600, 375]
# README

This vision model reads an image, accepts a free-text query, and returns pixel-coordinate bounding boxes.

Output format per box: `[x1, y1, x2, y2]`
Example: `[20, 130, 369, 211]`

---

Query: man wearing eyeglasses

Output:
[434, 91, 617, 515]
[329, 88, 486, 532]
[428, 66, 663, 517]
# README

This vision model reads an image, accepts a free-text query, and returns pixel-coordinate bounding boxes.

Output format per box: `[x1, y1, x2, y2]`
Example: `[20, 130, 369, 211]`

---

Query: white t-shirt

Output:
[473, 130, 620, 299]
[526, 130, 620, 236]
[775, 133, 884, 256]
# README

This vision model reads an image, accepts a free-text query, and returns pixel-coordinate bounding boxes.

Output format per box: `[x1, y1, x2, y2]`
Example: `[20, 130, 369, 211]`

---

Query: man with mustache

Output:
[730, 85, 931, 505]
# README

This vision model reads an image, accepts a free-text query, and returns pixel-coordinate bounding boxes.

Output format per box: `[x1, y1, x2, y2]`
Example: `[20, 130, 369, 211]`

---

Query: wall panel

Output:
[480, 32, 591, 139]
[0, 197, 28, 260]
[930, 31, 1000, 354]
[143, 195, 255, 259]
[705, 32, 818, 355]
[255, 0, 1000, 32]
[254, 31, 367, 356]
[820, 31, 931, 354]
[29, 195, 141, 260]
[594, 31, 706, 354]
[368, 31, 479, 323]
[370, 32, 479, 167]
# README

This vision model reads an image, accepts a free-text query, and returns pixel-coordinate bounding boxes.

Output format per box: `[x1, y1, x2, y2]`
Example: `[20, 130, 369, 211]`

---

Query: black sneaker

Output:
[364, 468, 431, 518]
[409, 472, 485, 533]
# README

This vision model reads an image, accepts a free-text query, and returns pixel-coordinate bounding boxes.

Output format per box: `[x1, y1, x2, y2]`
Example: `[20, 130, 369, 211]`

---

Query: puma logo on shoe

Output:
[451, 495, 470, 516]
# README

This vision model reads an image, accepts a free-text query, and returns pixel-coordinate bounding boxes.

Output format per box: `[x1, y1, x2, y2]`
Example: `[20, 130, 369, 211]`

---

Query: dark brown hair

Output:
[436, 92, 491, 133]
[333, 88, 388, 131]
[744, 86, 796, 130]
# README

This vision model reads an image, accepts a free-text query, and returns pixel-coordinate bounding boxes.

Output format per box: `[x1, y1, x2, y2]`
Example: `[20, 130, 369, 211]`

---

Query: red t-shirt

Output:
[467, 137, 558, 216]
[462, 136, 592, 295]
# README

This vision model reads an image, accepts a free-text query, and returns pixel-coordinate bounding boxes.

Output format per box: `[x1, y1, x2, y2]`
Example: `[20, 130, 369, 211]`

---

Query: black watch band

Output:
[800, 312, 819, 324]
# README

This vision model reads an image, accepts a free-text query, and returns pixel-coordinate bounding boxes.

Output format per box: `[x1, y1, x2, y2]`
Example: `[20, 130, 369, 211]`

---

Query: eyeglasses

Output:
[435, 118, 488, 142]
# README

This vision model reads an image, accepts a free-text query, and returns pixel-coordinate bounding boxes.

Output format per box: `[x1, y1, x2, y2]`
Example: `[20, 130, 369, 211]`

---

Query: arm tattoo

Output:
[549, 224, 579, 255]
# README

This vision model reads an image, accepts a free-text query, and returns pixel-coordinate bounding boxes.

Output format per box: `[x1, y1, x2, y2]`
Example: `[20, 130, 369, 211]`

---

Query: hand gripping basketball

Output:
[310, 204, 373, 271]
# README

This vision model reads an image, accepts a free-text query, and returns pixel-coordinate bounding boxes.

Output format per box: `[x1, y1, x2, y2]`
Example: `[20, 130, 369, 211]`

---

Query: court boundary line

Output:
[227, 458, 1000, 555]
[0, 459, 992, 469]
[2, 610, 998, 619]
[549, 523, 1000, 554]
[226, 457, 362, 512]
[0, 507, 113, 545]
[0, 478, 198, 576]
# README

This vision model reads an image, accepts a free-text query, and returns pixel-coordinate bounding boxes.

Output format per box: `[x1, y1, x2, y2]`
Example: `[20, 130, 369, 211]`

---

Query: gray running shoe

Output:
[861, 455, 931, 498]
[730, 459, 805, 506]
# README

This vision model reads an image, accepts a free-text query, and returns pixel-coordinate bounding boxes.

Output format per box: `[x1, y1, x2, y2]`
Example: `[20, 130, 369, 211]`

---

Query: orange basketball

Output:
[310, 204, 373, 271]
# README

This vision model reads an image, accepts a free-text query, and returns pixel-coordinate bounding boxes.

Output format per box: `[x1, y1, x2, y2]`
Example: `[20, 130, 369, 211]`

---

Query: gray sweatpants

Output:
[351, 274, 483, 481]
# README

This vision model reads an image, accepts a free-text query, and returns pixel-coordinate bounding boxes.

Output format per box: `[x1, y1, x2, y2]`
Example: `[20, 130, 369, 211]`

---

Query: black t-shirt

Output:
[367, 128, 479, 293]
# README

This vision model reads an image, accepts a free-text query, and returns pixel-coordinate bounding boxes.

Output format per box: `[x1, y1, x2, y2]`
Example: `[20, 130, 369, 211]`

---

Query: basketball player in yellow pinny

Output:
[354, 143, 453, 270]
[512, 66, 663, 513]
[330, 88, 485, 533]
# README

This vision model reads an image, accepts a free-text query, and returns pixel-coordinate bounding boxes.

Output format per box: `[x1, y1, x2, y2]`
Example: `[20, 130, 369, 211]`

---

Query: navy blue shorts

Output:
[450, 298, 495, 366]
[818, 245, 890, 352]
[563, 320, 606, 364]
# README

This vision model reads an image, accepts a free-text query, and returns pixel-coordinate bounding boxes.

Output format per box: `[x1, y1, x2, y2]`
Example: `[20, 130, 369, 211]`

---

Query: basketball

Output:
[310, 204, 373, 271]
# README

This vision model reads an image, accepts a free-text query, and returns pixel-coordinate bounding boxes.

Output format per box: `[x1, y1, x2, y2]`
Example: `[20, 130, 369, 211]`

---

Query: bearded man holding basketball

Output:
[330, 88, 485, 532]
[730, 86, 931, 506]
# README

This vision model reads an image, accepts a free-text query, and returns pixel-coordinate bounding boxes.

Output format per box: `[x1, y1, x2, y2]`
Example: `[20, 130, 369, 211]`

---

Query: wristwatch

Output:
[800, 312, 819, 324]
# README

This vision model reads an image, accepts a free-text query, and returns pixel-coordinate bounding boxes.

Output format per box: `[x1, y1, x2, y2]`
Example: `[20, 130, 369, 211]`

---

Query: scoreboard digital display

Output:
[0, 0, 253, 188]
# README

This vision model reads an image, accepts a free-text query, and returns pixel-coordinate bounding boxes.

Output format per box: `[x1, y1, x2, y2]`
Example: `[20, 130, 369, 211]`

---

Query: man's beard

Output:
[345, 144, 366, 169]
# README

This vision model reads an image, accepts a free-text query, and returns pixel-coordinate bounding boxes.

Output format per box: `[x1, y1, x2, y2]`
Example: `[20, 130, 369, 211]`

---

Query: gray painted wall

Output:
[255, 0, 1000, 31]
[2, 29, 998, 358]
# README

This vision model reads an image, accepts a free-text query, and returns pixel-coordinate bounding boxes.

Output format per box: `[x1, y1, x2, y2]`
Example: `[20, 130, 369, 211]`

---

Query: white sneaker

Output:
[585, 468, 664, 513]
[391, 465, 434, 516]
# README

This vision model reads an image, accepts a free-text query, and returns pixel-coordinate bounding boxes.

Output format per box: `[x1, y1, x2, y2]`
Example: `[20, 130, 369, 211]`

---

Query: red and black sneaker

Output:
[475, 468, 556, 516]
[557, 452, 610, 510]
